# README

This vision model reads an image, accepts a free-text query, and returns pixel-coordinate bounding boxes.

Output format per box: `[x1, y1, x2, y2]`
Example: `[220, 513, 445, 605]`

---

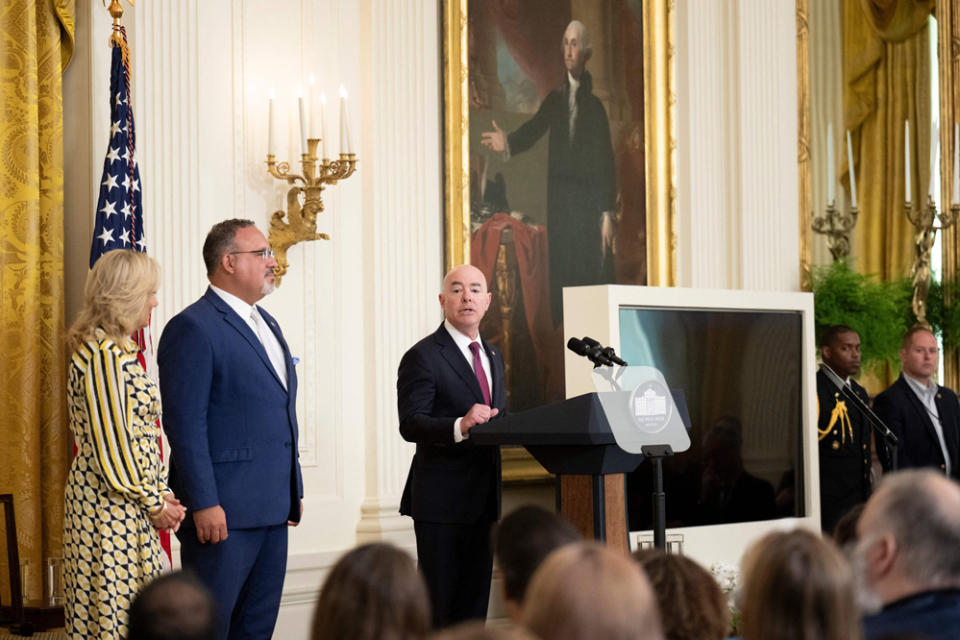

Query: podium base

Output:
[559, 474, 629, 553]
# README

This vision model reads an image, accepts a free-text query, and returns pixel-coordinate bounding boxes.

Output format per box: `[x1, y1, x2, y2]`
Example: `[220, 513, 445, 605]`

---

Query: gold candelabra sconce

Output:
[266, 139, 357, 286]
[906, 196, 959, 325]
[811, 201, 859, 262]
[812, 126, 860, 263]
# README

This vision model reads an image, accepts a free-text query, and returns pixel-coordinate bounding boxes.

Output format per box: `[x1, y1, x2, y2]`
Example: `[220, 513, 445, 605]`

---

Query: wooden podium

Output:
[470, 393, 644, 553]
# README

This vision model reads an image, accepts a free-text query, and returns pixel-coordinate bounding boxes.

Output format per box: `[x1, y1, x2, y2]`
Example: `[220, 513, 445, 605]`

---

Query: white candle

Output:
[267, 88, 276, 156]
[929, 122, 939, 199]
[905, 120, 911, 203]
[846, 130, 857, 209]
[953, 123, 958, 204]
[308, 75, 318, 140]
[319, 93, 327, 159]
[339, 85, 352, 155]
[827, 123, 835, 205]
[297, 85, 308, 156]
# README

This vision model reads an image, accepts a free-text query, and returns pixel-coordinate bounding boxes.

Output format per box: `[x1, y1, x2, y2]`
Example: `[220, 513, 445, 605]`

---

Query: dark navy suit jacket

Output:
[864, 589, 960, 640]
[398, 323, 506, 524]
[873, 374, 960, 479]
[158, 287, 303, 528]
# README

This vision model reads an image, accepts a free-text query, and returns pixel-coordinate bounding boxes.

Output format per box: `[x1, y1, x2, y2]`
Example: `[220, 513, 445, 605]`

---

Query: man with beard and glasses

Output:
[854, 469, 960, 639]
[817, 325, 880, 534]
[159, 219, 303, 640]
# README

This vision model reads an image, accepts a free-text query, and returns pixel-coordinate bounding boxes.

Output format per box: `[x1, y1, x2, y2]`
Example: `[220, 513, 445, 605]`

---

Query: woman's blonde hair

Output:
[739, 529, 860, 640]
[67, 250, 160, 351]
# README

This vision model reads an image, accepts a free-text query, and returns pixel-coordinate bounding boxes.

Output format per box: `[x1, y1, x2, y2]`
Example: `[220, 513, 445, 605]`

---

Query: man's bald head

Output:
[856, 470, 960, 602]
[439, 264, 492, 339]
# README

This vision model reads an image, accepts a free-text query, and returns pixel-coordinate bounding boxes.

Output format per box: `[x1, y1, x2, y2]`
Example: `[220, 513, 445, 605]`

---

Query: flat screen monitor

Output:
[563, 285, 818, 567]
[619, 306, 803, 530]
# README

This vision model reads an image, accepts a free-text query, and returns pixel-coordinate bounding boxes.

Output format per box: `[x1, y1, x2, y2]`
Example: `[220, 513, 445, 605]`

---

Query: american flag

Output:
[88, 25, 172, 563]
[90, 26, 144, 268]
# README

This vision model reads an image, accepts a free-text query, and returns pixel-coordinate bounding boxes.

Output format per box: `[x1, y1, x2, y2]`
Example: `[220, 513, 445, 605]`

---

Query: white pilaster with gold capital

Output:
[355, 0, 442, 547]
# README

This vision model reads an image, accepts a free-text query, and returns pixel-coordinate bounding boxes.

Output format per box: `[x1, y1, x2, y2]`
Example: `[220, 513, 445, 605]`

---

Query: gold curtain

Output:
[845, 0, 933, 281]
[841, 0, 934, 280]
[0, 0, 74, 600]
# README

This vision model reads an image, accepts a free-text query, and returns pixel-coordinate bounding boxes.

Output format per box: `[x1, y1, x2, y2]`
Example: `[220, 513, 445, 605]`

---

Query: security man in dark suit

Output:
[874, 326, 960, 478]
[817, 325, 874, 534]
[397, 264, 507, 628]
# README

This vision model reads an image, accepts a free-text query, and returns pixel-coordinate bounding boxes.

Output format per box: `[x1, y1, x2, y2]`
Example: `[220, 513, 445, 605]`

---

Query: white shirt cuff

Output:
[454, 417, 468, 442]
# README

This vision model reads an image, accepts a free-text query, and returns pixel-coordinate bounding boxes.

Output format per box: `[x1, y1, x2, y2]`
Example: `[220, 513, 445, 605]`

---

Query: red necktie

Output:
[469, 341, 492, 406]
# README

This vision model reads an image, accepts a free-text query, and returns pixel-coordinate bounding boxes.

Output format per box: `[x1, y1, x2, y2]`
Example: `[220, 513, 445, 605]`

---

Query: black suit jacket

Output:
[873, 374, 960, 478]
[398, 323, 506, 524]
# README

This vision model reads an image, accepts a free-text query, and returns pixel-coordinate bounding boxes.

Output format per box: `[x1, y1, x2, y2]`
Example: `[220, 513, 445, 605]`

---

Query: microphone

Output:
[602, 347, 628, 366]
[567, 337, 614, 367]
[583, 337, 628, 366]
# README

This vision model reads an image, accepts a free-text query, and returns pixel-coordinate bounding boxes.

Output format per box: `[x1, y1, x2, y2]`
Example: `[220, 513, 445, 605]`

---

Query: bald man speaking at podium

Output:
[397, 264, 507, 627]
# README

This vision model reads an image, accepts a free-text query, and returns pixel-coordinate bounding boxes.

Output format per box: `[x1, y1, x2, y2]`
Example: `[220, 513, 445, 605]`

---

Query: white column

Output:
[735, 0, 800, 291]
[355, 0, 442, 545]
[675, 0, 740, 288]
[675, 0, 800, 291]
[130, 0, 205, 327]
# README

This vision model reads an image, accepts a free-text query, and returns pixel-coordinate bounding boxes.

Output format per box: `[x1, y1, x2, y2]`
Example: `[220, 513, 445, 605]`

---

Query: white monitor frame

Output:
[563, 285, 820, 569]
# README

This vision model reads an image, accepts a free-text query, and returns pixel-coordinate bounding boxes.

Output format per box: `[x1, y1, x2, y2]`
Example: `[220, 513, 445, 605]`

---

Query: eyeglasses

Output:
[229, 248, 274, 260]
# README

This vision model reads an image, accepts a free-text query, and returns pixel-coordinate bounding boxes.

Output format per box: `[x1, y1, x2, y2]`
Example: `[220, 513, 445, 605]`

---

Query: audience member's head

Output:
[739, 529, 860, 640]
[428, 621, 538, 640]
[127, 571, 217, 640]
[492, 505, 581, 621]
[311, 543, 431, 640]
[853, 470, 960, 611]
[632, 550, 729, 640]
[522, 542, 664, 640]
[832, 502, 865, 548]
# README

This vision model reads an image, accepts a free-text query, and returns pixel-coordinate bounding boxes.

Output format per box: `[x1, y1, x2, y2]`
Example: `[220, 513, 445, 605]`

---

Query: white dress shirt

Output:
[567, 71, 579, 140]
[903, 372, 951, 476]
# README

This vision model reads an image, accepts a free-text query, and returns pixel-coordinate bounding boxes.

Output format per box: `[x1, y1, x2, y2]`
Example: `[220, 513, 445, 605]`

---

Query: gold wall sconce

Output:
[265, 85, 357, 286]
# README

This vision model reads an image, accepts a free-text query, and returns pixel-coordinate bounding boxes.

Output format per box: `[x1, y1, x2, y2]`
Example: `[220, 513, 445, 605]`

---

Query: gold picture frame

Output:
[443, 0, 676, 284]
[442, 0, 677, 483]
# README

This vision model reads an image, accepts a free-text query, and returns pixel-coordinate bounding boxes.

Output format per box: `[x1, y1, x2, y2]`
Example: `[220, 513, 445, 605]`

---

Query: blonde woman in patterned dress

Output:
[63, 250, 186, 640]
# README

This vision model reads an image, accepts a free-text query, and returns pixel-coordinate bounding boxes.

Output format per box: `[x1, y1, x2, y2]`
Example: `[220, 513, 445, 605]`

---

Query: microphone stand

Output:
[819, 362, 899, 471]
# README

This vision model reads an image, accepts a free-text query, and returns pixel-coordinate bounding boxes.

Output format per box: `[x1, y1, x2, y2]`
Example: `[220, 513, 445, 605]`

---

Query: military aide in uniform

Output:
[817, 325, 875, 534]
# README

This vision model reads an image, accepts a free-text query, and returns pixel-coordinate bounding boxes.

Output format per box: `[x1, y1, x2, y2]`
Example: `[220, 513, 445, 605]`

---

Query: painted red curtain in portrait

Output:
[485, 0, 571, 101]
[472, 214, 563, 399]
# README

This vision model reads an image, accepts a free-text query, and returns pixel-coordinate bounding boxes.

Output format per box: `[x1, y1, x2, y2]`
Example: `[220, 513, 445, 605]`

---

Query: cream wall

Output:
[62, 1, 801, 637]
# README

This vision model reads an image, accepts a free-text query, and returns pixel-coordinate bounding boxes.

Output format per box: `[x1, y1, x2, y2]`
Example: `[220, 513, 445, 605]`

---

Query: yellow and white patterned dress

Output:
[63, 333, 168, 640]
